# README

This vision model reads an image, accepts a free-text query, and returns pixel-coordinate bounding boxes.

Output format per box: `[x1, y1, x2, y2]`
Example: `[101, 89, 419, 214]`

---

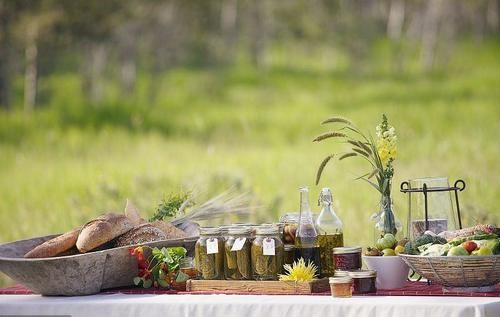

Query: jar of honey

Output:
[329, 276, 353, 298]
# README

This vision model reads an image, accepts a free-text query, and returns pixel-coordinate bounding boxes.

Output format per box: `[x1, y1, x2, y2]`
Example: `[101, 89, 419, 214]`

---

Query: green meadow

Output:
[0, 40, 499, 285]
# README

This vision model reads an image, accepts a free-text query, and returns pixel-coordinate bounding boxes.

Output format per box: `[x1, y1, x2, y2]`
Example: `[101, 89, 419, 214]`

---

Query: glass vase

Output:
[373, 192, 402, 239]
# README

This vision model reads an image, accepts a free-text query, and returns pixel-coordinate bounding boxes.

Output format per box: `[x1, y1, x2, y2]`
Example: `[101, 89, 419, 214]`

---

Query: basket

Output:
[399, 254, 500, 292]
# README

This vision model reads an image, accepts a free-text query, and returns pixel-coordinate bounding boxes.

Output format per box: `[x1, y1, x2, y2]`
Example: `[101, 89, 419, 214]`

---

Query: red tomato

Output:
[462, 241, 478, 254]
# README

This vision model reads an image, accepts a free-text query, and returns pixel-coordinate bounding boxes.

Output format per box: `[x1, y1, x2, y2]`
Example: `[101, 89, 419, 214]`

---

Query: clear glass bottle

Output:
[294, 187, 321, 271]
[316, 187, 344, 277]
[194, 227, 224, 280]
[224, 226, 252, 280]
[251, 225, 284, 280]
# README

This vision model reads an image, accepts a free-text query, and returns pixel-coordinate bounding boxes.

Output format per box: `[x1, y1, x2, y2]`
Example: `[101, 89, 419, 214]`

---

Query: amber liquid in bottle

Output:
[316, 188, 344, 277]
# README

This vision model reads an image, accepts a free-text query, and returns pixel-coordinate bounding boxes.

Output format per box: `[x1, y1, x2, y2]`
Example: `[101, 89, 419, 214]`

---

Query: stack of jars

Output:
[194, 224, 284, 281]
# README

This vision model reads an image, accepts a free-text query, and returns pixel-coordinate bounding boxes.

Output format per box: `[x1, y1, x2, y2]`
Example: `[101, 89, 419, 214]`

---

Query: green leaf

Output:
[360, 177, 382, 193]
[152, 247, 162, 257]
[175, 270, 189, 283]
[161, 247, 173, 263]
[133, 277, 142, 286]
[167, 247, 187, 258]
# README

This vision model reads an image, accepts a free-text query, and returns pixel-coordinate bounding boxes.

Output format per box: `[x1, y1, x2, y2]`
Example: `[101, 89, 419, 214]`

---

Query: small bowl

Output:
[362, 255, 409, 289]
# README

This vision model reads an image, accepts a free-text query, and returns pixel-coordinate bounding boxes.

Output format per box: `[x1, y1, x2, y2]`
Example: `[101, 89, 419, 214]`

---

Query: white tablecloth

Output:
[1, 294, 499, 317]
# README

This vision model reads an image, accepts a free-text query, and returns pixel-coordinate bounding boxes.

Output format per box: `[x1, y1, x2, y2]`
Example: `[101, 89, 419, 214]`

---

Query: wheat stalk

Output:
[352, 147, 370, 157]
[315, 154, 334, 185]
[313, 131, 347, 142]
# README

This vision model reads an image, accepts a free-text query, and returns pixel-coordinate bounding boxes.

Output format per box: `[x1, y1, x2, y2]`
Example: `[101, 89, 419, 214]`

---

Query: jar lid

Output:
[199, 227, 221, 235]
[329, 277, 353, 284]
[284, 244, 295, 251]
[255, 225, 279, 235]
[227, 226, 251, 235]
[348, 270, 377, 278]
[334, 270, 350, 277]
[333, 246, 362, 254]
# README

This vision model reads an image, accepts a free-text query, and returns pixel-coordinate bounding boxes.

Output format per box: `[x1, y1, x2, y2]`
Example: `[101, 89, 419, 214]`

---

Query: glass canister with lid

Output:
[333, 247, 362, 271]
[195, 227, 224, 280]
[251, 225, 284, 280]
[224, 226, 252, 280]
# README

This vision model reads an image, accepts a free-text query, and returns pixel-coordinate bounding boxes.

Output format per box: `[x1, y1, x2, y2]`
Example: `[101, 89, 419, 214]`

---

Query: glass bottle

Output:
[316, 187, 344, 277]
[294, 187, 321, 272]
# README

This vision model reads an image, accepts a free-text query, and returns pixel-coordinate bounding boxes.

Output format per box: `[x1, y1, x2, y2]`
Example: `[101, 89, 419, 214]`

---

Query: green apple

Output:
[382, 248, 396, 256]
[447, 246, 469, 256]
[477, 246, 493, 256]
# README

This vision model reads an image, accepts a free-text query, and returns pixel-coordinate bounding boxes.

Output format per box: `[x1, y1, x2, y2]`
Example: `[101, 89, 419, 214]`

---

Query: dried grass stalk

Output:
[321, 116, 353, 126]
[338, 152, 357, 160]
[313, 132, 347, 142]
[315, 154, 334, 185]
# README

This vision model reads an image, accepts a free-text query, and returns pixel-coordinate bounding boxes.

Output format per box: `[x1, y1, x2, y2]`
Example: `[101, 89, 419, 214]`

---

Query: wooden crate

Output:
[185, 278, 329, 294]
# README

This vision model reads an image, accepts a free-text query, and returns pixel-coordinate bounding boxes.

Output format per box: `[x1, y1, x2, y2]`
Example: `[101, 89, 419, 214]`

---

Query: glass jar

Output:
[283, 244, 295, 267]
[348, 270, 377, 294]
[224, 226, 252, 280]
[251, 225, 284, 280]
[195, 227, 224, 280]
[333, 247, 362, 271]
[280, 213, 299, 244]
[329, 276, 353, 297]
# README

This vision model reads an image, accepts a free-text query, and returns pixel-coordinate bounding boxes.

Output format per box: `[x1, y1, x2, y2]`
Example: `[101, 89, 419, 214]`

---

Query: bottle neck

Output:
[299, 187, 311, 214]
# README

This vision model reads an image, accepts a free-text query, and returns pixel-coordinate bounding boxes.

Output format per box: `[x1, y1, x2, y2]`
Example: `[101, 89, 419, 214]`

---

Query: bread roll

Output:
[149, 220, 187, 239]
[76, 213, 134, 253]
[25, 227, 80, 258]
[115, 223, 167, 247]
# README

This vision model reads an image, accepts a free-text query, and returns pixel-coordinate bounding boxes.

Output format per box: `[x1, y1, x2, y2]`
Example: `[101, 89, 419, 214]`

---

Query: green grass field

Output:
[0, 40, 499, 286]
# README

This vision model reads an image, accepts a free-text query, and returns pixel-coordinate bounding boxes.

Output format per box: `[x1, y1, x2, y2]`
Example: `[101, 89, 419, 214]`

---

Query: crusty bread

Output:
[25, 227, 81, 258]
[149, 220, 187, 239]
[115, 223, 167, 247]
[76, 213, 134, 253]
[124, 199, 146, 226]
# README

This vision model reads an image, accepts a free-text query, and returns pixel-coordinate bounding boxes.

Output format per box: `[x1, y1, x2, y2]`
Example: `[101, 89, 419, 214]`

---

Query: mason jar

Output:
[195, 227, 224, 280]
[224, 226, 252, 280]
[251, 225, 284, 280]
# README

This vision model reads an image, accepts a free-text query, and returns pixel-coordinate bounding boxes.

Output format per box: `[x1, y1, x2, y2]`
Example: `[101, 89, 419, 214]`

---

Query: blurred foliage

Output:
[0, 0, 499, 286]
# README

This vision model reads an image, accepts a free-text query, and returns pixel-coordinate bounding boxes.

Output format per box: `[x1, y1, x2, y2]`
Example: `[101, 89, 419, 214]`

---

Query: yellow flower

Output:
[278, 258, 318, 282]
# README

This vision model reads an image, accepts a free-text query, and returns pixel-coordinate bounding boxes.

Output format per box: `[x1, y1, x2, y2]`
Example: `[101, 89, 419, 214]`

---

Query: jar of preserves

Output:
[329, 276, 353, 298]
[251, 225, 284, 280]
[348, 270, 377, 294]
[333, 247, 362, 271]
[195, 227, 224, 280]
[279, 213, 299, 244]
[224, 226, 252, 280]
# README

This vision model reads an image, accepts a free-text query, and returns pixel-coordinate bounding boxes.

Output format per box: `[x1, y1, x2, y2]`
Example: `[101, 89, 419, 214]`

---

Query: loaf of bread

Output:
[76, 213, 134, 253]
[24, 227, 81, 258]
[150, 220, 187, 239]
[115, 223, 167, 247]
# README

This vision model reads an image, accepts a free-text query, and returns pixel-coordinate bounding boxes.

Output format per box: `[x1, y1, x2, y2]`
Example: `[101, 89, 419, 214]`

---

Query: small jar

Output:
[224, 226, 252, 280]
[283, 245, 295, 267]
[348, 270, 377, 294]
[171, 257, 198, 291]
[329, 276, 353, 298]
[333, 247, 362, 271]
[251, 225, 284, 280]
[195, 227, 224, 280]
[280, 213, 299, 244]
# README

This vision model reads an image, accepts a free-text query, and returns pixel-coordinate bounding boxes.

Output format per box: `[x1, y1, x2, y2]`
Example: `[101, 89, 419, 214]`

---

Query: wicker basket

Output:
[399, 254, 500, 291]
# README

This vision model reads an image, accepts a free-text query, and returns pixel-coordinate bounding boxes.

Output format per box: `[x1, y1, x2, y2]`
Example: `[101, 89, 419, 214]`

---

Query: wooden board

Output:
[185, 278, 330, 294]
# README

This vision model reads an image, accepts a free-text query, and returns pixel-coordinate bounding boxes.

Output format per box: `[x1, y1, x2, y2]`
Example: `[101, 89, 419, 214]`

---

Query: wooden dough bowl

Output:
[0, 234, 196, 296]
